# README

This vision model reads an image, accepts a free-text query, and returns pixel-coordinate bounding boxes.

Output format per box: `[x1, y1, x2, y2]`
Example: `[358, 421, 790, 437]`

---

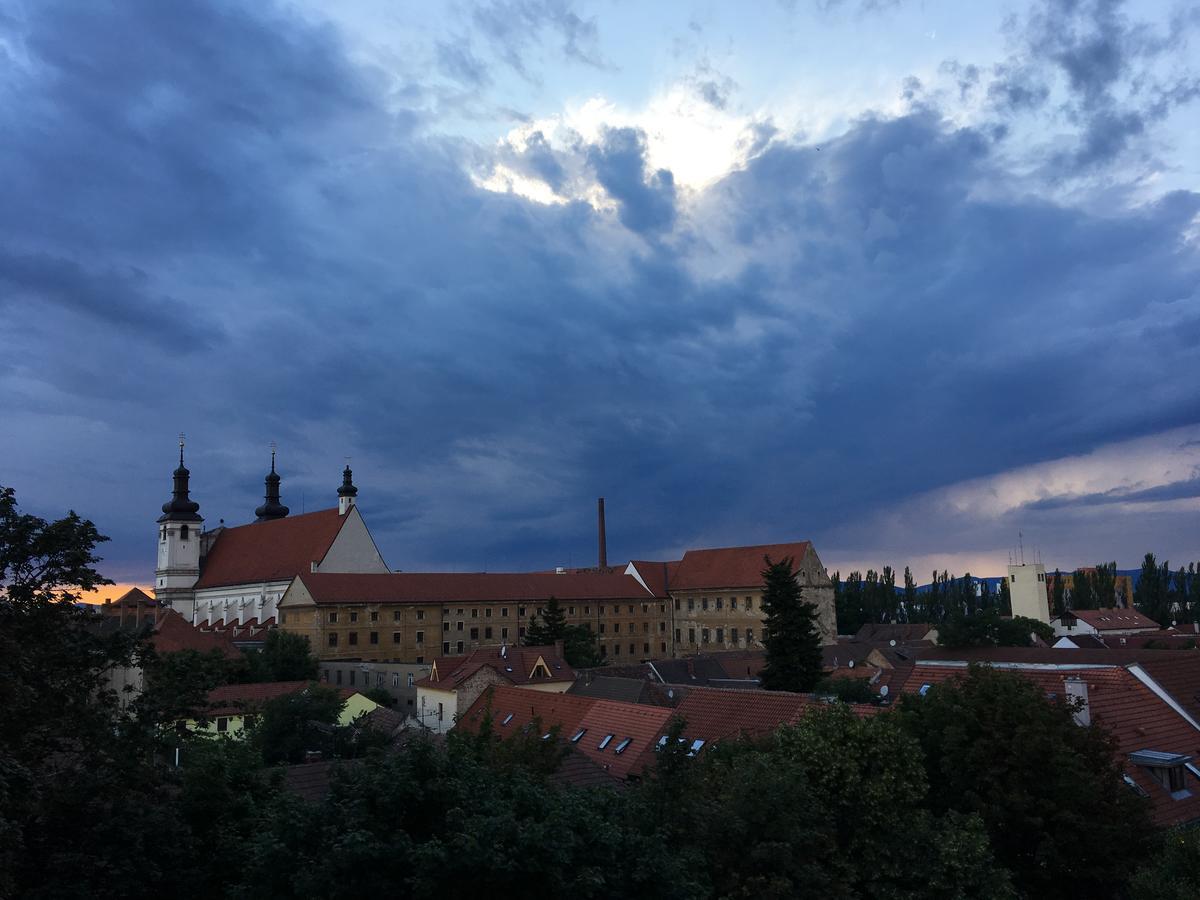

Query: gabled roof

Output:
[106, 587, 157, 608]
[670, 542, 813, 590]
[853, 623, 935, 644]
[1058, 607, 1161, 632]
[295, 570, 654, 604]
[195, 508, 346, 589]
[647, 652, 765, 688]
[414, 645, 574, 690]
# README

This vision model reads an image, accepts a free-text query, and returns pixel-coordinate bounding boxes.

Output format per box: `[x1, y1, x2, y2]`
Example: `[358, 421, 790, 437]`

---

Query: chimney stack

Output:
[597, 497, 607, 569]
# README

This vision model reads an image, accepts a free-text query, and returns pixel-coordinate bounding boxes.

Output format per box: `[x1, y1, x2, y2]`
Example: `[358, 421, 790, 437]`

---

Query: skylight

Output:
[501, 713, 514, 726]
[571, 728, 587, 743]
[598, 733, 614, 750]
[541, 732, 552, 741]
[614, 737, 633, 755]
[655, 735, 668, 751]
[687, 739, 705, 757]
[918, 684, 932, 696]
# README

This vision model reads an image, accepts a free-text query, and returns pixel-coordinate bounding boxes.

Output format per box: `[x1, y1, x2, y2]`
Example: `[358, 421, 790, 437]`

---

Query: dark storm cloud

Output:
[986, 0, 1200, 171]
[587, 127, 677, 234]
[0, 0, 1197, 583]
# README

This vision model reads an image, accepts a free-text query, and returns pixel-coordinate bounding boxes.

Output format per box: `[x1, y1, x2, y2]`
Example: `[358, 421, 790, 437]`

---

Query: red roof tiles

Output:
[150, 609, 240, 658]
[1061, 607, 1161, 632]
[670, 542, 813, 590]
[415, 645, 575, 690]
[195, 509, 346, 589]
[296, 570, 655, 604]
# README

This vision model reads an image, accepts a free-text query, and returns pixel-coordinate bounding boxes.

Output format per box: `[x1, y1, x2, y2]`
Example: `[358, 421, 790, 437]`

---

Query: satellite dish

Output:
[889, 639, 897, 647]
[879, 685, 890, 697]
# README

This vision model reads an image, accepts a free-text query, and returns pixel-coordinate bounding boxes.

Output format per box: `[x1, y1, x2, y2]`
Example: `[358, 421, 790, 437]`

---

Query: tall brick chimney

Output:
[597, 497, 607, 569]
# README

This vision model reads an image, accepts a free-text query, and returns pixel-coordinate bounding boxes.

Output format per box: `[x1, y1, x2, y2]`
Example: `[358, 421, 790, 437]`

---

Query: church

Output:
[155, 440, 390, 628]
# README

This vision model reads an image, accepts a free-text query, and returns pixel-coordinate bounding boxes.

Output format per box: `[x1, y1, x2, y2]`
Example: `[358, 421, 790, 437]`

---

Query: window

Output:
[628, 605, 634, 614]
[369, 631, 378, 645]
[598, 734, 615, 750]
[376, 673, 384, 686]
[659, 622, 666, 632]
[349, 670, 356, 686]
[180, 524, 189, 540]
[472, 608, 478, 618]
[216, 717, 228, 733]
[689, 628, 696, 644]
[746, 628, 754, 643]
[919, 684, 932, 695]
[348, 632, 358, 646]
[456, 621, 464, 632]
[328, 633, 338, 647]
[702, 628, 710, 643]
[702, 598, 708, 610]
[643, 642, 650, 654]
[443, 641, 450, 654]
[571, 728, 587, 743]
[485, 626, 493, 639]
[329, 612, 339, 624]
[350, 612, 358, 623]
[643, 622, 650, 633]
[443, 621, 450, 632]
[457, 608, 464, 616]
[614, 737, 633, 755]
[393, 631, 401, 644]
[407, 673, 415, 687]
[746, 597, 753, 610]
[336, 669, 343, 684]
[456, 641, 464, 653]
[675, 628, 681, 644]
[485, 607, 492, 618]
[519, 627, 526, 638]
[519, 606, 526, 617]
[569, 606, 575, 615]
[415, 630, 424, 644]
[687, 739, 705, 757]
[392, 673, 400, 687]
[470, 627, 479, 640]
[394, 610, 402, 622]
[674, 598, 680, 611]
[415, 656, 423, 664]
[584, 605, 590, 615]
[502, 627, 509, 639]
[599, 623, 606, 634]
[687, 598, 695, 611]
[501, 607, 508, 617]
[437, 702, 444, 722]
[370, 611, 379, 622]
[502, 713, 514, 726]
[731, 597, 738, 610]
[661, 641, 667, 653]
[614, 623, 620, 633]
[416, 610, 424, 620]
[614, 644, 620, 656]
[599, 605, 605, 615]
[716, 597, 723, 610]
[716, 627, 724, 643]
[731, 627, 739, 643]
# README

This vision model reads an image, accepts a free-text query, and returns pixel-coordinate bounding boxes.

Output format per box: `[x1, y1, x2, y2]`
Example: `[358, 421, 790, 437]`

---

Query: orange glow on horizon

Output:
[79, 583, 157, 605]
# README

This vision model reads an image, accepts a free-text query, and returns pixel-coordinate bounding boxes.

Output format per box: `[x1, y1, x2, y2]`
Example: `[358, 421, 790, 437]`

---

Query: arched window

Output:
[180, 525, 189, 540]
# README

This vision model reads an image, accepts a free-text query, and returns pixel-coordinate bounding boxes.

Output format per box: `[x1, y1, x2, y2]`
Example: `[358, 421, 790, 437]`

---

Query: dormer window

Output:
[1131, 750, 1194, 799]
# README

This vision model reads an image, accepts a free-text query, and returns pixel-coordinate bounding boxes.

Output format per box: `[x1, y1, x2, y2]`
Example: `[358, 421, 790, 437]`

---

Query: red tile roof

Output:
[626, 560, 679, 597]
[195, 509, 346, 589]
[1138, 656, 1200, 724]
[670, 542, 813, 590]
[901, 661, 1200, 828]
[204, 680, 357, 717]
[150, 609, 240, 658]
[457, 684, 596, 737]
[573, 700, 676, 780]
[414, 644, 574, 690]
[1060, 607, 1161, 632]
[296, 570, 655, 604]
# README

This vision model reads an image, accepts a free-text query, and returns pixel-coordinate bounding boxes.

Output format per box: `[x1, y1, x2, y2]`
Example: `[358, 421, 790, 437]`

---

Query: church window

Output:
[180, 525, 189, 540]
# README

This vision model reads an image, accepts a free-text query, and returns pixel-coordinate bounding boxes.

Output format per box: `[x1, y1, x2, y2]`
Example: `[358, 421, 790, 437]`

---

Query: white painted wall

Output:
[316, 506, 389, 574]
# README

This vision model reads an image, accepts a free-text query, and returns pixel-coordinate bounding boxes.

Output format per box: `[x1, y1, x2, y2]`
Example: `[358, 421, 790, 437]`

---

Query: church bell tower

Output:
[155, 434, 203, 620]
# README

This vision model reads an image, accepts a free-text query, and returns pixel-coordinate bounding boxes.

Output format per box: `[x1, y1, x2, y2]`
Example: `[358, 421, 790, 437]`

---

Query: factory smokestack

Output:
[598, 497, 607, 569]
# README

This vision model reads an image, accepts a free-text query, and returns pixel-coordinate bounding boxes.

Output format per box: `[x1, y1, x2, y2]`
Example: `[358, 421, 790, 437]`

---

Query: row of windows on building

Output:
[316, 603, 670, 627]
[675, 626, 756, 645]
[327, 630, 426, 648]
[674, 595, 756, 612]
[598, 642, 668, 658]
[325, 609, 427, 624]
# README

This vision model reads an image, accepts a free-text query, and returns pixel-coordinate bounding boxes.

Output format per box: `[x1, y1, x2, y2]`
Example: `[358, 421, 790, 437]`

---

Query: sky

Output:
[1, 0, 1198, 592]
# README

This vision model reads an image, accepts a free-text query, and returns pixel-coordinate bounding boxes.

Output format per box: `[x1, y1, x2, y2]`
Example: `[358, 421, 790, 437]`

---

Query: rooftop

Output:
[296, 570, 655, 604]
[671, 541, 814, 591]
[196, 508, 347, 589]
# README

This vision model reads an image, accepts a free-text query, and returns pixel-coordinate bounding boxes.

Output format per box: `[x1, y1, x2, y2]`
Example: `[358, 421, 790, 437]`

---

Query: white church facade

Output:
[155, 441, 389, 628]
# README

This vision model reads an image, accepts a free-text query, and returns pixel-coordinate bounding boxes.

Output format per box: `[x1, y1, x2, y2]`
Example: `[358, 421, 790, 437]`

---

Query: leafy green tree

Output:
[1051, 568, 1067, 618]
[898, 665, 1152, 899]
[242, 628, 319, 682]
[937, 610, 1052, 648]
[135, 646, 234, 729]
[760, 556, 823, 692]
[249, 682, 345, 765]
[1130, 829, 1200, 900]
[813, 675, 876, 703]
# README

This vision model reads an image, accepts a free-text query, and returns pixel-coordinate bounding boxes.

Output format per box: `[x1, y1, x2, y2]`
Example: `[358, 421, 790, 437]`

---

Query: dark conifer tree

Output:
[760, 556, 823, 693]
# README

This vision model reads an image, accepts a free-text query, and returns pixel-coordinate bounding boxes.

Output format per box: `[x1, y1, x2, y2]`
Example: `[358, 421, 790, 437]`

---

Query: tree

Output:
[760, 556, 823, 692]
[242, 628, 319, 682]
[1071, 568, 1096, 609]
[135, 646, 235, 728]
[1093, 561, 1118, 608]
[813, 675, 876, 703]
[249, 682, 345, 765]
[898, 665, 1152, 899]
[1136, 553, 1173, 626]
[1051, 568, 1067, 618]
[1130, 829, 1200, 900]
[937, 610, 1053, 649]
[524, 595, 568, 646]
